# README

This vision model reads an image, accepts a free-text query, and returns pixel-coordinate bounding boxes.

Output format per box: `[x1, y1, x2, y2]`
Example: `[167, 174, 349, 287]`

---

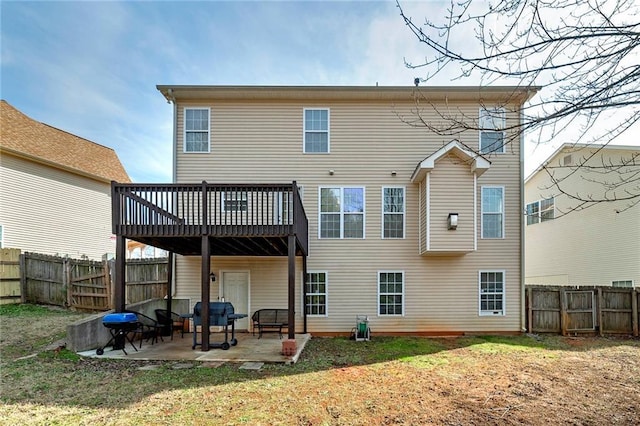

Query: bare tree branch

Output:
[397, 0, 640, 212]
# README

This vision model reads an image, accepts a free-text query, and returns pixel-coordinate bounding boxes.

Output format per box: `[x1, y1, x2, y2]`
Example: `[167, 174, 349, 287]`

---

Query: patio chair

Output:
[155, 309, 186, 339]
[125, 310, 164, 348]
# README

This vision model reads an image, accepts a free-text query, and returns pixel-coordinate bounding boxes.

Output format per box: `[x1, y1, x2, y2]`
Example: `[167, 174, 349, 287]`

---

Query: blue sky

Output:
[3, 1, 634, 183]
[4, 0, 449, 182]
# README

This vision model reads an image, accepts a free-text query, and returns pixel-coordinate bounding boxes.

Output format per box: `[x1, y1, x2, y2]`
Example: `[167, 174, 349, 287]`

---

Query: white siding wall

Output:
[174, 98, 523, 333]
[525, 148, 640, 286]
[0, 154, 115, 259]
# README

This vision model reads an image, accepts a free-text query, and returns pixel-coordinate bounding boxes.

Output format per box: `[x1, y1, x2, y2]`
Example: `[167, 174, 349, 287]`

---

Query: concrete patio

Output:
[78, 331, 312, 364]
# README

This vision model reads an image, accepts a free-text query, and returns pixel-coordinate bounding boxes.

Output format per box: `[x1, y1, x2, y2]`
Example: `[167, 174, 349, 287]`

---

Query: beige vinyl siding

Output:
[0, 153, 115, 259]
[525, 147, 640, 287]
[173, 96, 524, 333]
[428, 153, 475, 253]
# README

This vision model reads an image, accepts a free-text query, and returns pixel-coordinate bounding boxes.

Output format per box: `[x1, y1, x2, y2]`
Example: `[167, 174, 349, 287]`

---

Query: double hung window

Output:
[382, 187, 405, 239]
[184, 108, 210, 153]
[479, 107, 506, 154]
[304, 272, 327, 316]
[304, 108, 329, 153]
[319, 187, 365, 238]
[526, 197, 555, 225]
[479, 271, 505, 315]
[379, 272, 404, 316]
[481, 186, 504, 238]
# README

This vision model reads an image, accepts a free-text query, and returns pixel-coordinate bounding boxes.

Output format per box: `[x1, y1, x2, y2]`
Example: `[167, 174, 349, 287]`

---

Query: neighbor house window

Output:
[526, 197, 555, 225]
[479, 271, 505, 315]
[482, 186, 504, 238]
[184, 108, 210, 152]
[379, 271, 404, 316]
[304, 272, 327, 316]
[0, 225, 3, 248]
[304, 108, 329, 153]
[223, 191, 248, 212]
[479, 107, 506, 154]
[612, 280, 634, 288]
[382, 187, 405, 239]
[319, 187, 365, 238]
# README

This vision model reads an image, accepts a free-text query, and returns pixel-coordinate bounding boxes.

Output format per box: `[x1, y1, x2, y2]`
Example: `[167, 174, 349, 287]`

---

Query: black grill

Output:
[191, 302, 247, 350]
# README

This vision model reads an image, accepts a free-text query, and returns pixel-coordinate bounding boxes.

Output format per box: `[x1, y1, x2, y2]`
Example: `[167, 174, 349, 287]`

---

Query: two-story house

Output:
[0, 100, 130, 259]
[525, 143, 640, 287]
[109, 86, 537, 350]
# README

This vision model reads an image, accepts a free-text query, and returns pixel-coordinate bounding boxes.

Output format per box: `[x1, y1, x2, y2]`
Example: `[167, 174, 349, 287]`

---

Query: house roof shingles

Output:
[0, 100, 130, 183]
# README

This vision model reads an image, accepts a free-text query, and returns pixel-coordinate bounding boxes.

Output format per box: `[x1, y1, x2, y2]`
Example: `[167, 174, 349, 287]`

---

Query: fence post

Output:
[560, 287, 567, 336]
[108, 259, 116, 310]
[632, 288, 638, 337]
[527, 287, 533, 333]
[19, 253, 27, 303]
[597, 287, 604, 337]
[64, 257, 72, 308]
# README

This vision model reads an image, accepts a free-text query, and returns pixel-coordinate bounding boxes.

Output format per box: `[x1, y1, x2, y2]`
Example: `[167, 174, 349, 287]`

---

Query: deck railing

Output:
[112, 182, 308, 249]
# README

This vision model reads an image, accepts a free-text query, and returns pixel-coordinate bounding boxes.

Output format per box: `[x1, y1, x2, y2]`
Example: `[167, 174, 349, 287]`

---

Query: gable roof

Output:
[524, 143, 640, 184]
[411, 140, 491, 182]
[0, 100, 130, 183]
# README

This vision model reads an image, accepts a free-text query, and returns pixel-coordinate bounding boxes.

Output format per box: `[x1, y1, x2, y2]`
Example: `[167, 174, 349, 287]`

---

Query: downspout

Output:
[167, 88, 178, 298]
[520, 104, 526, 333]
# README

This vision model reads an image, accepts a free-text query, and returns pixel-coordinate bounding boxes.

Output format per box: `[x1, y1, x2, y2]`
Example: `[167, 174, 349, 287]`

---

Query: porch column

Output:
[114, 235, 126, 312]
[287, 235, 296, 339]
[201, 236, 211, 351]
[164, 252, 174, 336]
[302, 254, 308, 334]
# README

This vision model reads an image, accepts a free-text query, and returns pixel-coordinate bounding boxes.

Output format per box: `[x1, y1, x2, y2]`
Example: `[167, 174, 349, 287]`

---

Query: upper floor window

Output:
[184, 108, 210, 153]
[479, 271, 505, 315]
[526, 197, 555, 225]
[319, 187, 364, 238]
[304, 108, 329, 153]
[479, 107, 506, 154]
[482, 186, 504, 238]
[382, 187, 405, 239]
[304, 272, 328, 316]
[379, 271, 404, 316]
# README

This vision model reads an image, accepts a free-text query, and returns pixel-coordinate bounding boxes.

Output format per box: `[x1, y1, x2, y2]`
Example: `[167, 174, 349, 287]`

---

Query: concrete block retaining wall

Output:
[66, 299, 190, 352]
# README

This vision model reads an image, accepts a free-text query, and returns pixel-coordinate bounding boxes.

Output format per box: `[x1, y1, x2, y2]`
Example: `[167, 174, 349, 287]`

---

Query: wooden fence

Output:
[0, 248, 22, 305]
[526, 286, 639, 336]
[1, 249, 169, 311]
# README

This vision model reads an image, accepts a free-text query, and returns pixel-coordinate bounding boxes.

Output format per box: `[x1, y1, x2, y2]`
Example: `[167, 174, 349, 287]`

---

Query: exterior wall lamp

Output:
[210, 272, 216, 282]
[447, 213, 458, 230]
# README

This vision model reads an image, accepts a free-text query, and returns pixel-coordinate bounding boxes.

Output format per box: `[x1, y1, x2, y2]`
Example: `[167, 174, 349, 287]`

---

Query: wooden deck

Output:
[111, 182, 308, 256]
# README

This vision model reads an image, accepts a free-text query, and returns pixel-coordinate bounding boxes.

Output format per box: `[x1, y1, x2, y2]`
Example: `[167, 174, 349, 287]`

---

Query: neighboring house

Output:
[0, 100, 130, 260]
[110, 85, 537, 345]
[127, 240, 167, 259]
[525, 143, 640, 287]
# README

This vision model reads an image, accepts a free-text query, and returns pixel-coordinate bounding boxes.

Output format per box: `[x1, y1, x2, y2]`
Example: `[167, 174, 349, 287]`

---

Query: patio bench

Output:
[251, 309, 288, 338]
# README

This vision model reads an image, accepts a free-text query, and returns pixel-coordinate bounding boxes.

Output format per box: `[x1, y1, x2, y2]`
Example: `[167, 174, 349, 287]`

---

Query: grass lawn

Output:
[1, 304, 639, 425]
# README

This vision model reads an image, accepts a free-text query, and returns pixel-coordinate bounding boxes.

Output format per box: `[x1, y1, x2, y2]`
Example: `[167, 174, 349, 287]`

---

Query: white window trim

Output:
[183, 107, 211, 153]
[481, 185, 505, 239]
[318, 186, 366, 239]
[302, 271, 328, 317]
[611, 280, 634, 288]
[378, 270, 405, 317]
[381, 186, 406, 239]
[303, 108, 330, 154]
[478, 270, 506, 316]
[526, 197, 555, 225]
[222, 191, 248, 213]
[479, 107, 506, 154]
[0, 224, 3, 248]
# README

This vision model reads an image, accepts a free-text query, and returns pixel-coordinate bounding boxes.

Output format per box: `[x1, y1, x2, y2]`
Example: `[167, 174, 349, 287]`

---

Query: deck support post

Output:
[287, 235, 296, 340]
[201, 236, 211, 351]
[302, 254, 308, 334]
[114, 235, 126, 312]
